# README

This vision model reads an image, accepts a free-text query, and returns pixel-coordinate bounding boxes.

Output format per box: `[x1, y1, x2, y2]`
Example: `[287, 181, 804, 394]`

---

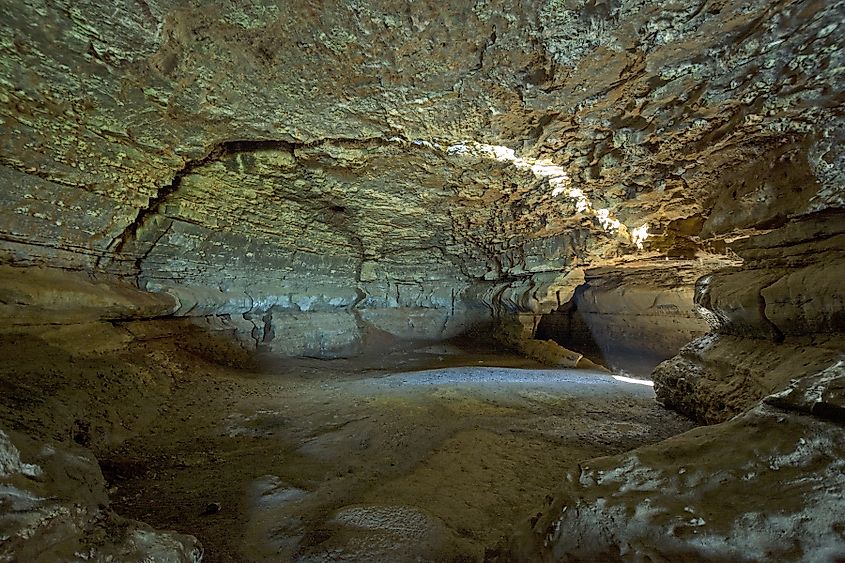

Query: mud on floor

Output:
[0, 331, 695, 561]
[101, 351, 694, 561]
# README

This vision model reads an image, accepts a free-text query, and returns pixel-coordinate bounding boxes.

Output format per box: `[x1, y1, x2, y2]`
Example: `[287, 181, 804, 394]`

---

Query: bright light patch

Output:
[612, 375, 654, 386]
[478, 143, 637, 241]
[596, 208, 622, 232]
[491, 145, 517, 161]
[631, 224, 649, 250]
[447, 143, 469, 156]
[410, 139, 650, 251]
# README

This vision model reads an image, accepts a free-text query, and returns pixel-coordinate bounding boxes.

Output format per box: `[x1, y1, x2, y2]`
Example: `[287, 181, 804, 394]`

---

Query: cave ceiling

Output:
[1, 0, 842, 293]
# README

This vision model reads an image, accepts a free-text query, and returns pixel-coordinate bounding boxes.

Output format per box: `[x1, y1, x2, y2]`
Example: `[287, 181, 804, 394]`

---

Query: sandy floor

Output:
[0, 330, 695, 561]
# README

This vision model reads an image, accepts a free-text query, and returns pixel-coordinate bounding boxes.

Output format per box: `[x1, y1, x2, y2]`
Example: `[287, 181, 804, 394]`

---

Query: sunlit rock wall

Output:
[512, 216, 845, 561]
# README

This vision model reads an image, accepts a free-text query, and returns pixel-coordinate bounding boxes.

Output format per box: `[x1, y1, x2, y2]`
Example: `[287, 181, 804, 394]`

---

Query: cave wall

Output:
[1, 0, 844, 559]
[514, 211, 845, 560]
[653, 212, 845, 423]
[2, 0, 843, 356]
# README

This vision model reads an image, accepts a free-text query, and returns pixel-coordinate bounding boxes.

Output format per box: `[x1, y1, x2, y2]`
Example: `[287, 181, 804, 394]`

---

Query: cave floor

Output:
[0, 330, 695, 562]
[97, 343, 694, 562]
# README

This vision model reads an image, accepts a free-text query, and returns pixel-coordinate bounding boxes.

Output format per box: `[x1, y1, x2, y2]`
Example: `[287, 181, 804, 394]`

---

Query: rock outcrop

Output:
[510, 212, 845, 560]
[536, 261, 717, 374]
[654, 212, 845, 423]
[511, 394, 845, 561]
[1, 427, 202, 562]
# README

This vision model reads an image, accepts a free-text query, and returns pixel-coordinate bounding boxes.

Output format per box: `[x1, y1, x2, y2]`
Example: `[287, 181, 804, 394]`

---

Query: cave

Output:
[1, 1, 843, 561]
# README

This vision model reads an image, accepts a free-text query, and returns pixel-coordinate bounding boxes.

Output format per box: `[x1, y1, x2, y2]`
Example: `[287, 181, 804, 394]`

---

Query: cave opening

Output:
[1, 1, 844, 561]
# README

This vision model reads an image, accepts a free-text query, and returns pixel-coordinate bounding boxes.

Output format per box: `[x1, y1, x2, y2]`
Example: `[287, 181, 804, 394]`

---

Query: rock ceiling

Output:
[1, 0, 842, 309]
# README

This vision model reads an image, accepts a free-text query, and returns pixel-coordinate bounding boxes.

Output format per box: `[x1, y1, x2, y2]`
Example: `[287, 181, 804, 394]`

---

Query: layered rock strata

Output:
[654, 212, 845, 423]
[536, 261, 718, 374]
[511, 213, 845, 560]
[2, 0, 843, 355]
[0, 0, 844, 560]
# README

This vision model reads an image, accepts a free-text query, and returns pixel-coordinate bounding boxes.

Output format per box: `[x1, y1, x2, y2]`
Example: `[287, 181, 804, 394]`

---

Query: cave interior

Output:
[0, 0, 844, 561]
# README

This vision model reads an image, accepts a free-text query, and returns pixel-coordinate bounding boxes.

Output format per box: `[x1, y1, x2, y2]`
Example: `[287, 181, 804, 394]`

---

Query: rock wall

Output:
[654, 212, 845, 423]
[2, 0, 843, 355]
[536, 262, 715, 375]
[0, 267, 213, 560]
[1, 427, 202, 562]
[1, 0, 844, 559]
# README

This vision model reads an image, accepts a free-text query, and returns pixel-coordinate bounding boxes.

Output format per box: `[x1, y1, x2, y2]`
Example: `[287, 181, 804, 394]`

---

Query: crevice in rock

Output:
[126, 218, 173, 285]
[535, 285, 607, 369]
[758, 279, 785, 343]
[112, 145, 228, 258]
[471, 25, 497, 72]
[261, 311, 274, 344]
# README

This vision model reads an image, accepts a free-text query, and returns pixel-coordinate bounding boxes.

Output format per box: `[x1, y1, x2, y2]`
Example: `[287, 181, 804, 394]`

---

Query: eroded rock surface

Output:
[0, 428, 201, 562]
[513, 213, 845, 561]
[1, 0, 843, 355]
[654, 213, 845, 423]
[511, 398, 845, 562]
[537, 261, 717, 374]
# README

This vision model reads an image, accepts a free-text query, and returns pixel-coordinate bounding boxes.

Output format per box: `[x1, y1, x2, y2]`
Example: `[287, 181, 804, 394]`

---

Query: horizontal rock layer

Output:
[654, 212, 845, 423]
[1, 0, 843, 341]
[0, 1, 843, 560]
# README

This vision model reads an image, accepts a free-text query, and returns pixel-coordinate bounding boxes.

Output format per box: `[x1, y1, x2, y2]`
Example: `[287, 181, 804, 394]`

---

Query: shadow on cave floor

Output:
[0, 330, 695, 562]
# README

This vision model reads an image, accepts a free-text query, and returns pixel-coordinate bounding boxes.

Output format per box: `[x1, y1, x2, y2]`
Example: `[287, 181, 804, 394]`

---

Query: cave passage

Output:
[1, 0, 843, 561]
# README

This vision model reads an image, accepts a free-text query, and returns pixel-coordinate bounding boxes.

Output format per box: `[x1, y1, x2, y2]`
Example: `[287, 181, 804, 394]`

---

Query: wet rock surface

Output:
[511, 399, 845, 562]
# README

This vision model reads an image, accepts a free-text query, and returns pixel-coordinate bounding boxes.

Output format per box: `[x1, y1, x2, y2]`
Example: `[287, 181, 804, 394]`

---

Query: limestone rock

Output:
[654, 213, 845, 423]
[1, 0, 842, 338]
[511, 401, 845, 561]
[0, 1, 843, 560]
[0, 265, 177, 326]
[766, 360, 845, 423]
[538, 261, 716, 374]
[653, 333, 845, 424]
[0, 428, 202, 562]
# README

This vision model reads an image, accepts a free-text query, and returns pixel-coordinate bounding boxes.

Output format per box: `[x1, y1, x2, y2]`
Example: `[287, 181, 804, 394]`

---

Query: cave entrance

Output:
[534, 272, 711, 378]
